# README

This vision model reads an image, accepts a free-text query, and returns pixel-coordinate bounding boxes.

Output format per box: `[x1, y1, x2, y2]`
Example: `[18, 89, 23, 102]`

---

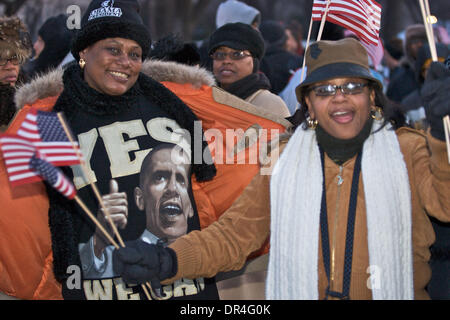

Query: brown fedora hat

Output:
[295, 38, 382, 100]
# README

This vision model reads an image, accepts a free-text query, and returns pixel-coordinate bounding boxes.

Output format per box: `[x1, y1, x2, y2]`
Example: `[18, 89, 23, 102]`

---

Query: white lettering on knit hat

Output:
[88, 0, 123, 21]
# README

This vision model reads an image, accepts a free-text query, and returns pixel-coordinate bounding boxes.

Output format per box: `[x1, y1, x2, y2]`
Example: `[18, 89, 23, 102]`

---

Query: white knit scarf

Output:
[266, 120, 413, 300]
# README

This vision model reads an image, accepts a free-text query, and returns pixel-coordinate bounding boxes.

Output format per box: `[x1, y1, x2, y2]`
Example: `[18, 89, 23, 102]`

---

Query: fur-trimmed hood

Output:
[15, 59, 216, 110]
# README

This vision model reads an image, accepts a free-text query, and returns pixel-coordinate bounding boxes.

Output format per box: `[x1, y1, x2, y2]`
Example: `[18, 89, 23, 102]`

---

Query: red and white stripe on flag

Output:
[0, 108, 81, 197]
[28, 155, 77, 199]
[312, 0, 381, 46]
[0, 134, 41, 186]
[54, 170, 77, 199]
[311, 0, 383, 67]
[56, 172, 76, 199]
[0, 134, 77, 199]
[16, 108, 81, 166]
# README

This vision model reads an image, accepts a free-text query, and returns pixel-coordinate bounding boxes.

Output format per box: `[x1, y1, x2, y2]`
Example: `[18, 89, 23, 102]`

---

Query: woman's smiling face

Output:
[79, 37, 143, 96]
[212, 46, 254, 89]
[305, 77, 375, 140]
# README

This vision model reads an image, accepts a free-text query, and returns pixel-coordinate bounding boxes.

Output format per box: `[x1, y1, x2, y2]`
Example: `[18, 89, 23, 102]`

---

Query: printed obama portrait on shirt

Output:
[78, 143, 209, 299]
[78, 143, 192, 277]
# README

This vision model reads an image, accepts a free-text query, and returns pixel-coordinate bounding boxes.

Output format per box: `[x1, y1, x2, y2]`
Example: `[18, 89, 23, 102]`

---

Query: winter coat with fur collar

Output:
[1, 59, 290, 299]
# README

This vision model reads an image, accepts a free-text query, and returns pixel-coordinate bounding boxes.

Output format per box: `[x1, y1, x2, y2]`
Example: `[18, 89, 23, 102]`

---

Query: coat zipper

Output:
[330, 165, 344, 287]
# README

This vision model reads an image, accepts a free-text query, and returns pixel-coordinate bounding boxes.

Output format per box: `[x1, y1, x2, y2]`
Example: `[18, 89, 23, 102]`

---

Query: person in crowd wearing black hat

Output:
[422, 53, 450, 300]
[30, 14, 75, 71]
[400, 43, 448, 130]
[112, 38, 450, 300]
[22, 14, 75, 78]
[208, 22, 290, 118]
[5, 0, 218, 300]
[149, 33, 201, 66]
[259, 20, 303, 95]
[0, 16, 31, 132]
[198, 0, 261, 71]
[386, 24, 429, 103]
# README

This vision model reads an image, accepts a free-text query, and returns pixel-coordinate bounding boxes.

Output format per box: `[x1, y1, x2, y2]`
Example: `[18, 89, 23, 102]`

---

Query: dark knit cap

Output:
[150, 33, 200, 66]
[259, 20, 287, 47]
[38, 14, 72, 46]
[208, 22, 265, 60]
[71, 0, 151, 61]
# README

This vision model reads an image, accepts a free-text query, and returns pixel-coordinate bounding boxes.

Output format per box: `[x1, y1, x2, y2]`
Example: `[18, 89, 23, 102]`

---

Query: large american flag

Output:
[0, 108, 81, 197]
[312, 0, 383, 67]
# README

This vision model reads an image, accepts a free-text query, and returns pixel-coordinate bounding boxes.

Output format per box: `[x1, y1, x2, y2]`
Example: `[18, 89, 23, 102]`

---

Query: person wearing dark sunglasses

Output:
[208, 22, 290, 118]
[113, 38, 449, 301]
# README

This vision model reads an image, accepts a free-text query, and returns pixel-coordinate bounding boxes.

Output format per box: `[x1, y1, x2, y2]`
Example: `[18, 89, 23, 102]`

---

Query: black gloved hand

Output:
[113, 240, 177, 294]
[421, 61, 450, 141]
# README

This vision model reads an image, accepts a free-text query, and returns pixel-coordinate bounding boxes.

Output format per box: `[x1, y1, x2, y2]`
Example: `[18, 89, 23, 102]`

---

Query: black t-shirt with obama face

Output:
[61, 95, 218, 300]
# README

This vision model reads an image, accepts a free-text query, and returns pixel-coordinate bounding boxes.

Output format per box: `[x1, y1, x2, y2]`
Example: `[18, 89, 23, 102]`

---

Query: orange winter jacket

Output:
[0, 97, 62, 299]
[0, 69, 290, 299]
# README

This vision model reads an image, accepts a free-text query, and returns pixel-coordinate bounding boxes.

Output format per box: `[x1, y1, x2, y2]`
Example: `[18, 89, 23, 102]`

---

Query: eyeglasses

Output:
[0, 55, 21, 67]
[311, 82, 368, 96]
[210, 50, 252, 61]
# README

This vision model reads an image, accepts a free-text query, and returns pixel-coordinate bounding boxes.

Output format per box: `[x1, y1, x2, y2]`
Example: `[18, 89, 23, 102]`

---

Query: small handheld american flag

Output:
[0, 108, 81, 199]
[30, 154, 77, 199]
[312, 0, 383, 68]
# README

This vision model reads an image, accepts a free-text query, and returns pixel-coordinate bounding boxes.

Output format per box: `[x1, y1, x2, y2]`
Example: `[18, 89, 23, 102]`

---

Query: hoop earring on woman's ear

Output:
[79, 58, 86, 69]
[370, 106, 383, 121]
[307, 117, 318, 129]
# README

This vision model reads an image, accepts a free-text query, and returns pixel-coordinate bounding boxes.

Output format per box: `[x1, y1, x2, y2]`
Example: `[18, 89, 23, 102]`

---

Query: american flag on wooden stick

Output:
[30, 154, 77, 199]
[312, 0, 383, 67]
[0, 108, 81, 198]
[15, 108, 81, 166]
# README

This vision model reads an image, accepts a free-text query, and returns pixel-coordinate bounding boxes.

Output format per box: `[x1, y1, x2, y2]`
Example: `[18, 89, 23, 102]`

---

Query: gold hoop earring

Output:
[79, 58, 86, 69]
[370, 106, 383, 121]
[307, 117, 318, 129]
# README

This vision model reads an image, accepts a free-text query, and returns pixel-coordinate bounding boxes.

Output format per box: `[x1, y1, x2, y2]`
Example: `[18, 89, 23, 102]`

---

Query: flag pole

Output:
[56, 113, 125, 247]
[56, 113, 156, 300]
[423, 0, 438, 61]
[74, 195, 119, 249]
[417, 0, 449, 163]
[444, 116, 450, 164]
[418, 0, 437, 61]
[317, 0, 331, 41]
[74, 196, 151, 299]
[300, 15, 314, 83]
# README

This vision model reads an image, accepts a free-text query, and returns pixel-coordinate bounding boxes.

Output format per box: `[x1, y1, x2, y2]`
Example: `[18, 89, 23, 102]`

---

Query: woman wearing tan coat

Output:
[113, 38, 450, 300]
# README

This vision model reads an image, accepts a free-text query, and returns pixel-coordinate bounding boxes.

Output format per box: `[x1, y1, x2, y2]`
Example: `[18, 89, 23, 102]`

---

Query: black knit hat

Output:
[38, 14, 72, 45]
[208, 22, 265, 60]
[259, 20, 287, 47]
[71, 0, 151, 61]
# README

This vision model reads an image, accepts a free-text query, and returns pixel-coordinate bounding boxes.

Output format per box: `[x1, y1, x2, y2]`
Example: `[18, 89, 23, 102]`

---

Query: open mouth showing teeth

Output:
[332, 111, 351, 116]
[331, 110, 354, 123]
[109, 71, 129, 79]
[160, 203, 182, 216]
